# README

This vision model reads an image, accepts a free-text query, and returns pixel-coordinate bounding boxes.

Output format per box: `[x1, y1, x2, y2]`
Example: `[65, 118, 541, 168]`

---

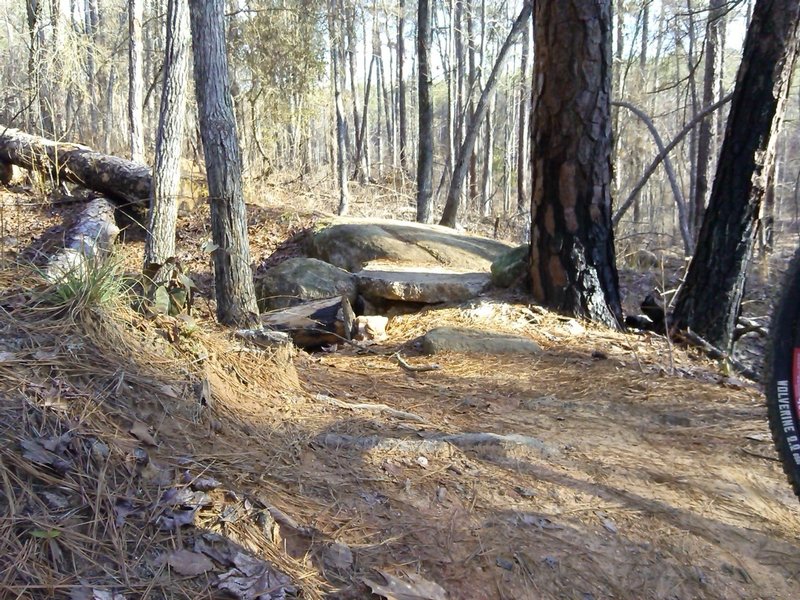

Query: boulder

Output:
[306, 218, 513, 273]
[255, 257, 357, 312]
[491, 244, 529, 288]
[356, 265, 490, 304]
[421, 327, 542, 355]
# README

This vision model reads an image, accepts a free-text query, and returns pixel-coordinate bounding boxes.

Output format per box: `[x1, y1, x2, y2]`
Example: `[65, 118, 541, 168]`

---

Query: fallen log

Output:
[46, 198, 120, 283]
[260, 296, 350, 348]
[0, 125, 151, 203]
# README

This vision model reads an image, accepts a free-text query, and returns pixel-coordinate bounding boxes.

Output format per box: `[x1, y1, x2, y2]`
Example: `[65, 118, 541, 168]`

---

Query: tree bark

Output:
[329, 0, 350, 215]
[145, 0, 190, 266]
[692, 0, 724, 237]
[46, 198, 120, 283]
[528, 0, 622, 329]
[516, 15, 531, 213]
[128, 0, 145, 163]
[188, 0, 259, 327]
[672, 0, 800, 351]
[398, 0, 408, 169]
[439, 1, 532, 228]
[416, 0, 434, 223]
[0, 125, 152, 201]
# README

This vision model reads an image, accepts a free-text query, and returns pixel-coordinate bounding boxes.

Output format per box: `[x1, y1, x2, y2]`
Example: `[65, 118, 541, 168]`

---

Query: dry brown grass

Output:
[2, 181, 800, 599]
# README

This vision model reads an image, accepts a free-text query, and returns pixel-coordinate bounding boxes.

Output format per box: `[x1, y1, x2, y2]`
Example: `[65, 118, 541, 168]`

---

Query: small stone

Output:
[422, 327, 541, 356]
[416, 456, 429, 469]
[514, 486, 536, 498]
[495, 557, 514, 571]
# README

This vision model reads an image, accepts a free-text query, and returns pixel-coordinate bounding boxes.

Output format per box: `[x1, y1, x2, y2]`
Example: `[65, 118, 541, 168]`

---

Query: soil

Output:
[1, 179, 799, 600]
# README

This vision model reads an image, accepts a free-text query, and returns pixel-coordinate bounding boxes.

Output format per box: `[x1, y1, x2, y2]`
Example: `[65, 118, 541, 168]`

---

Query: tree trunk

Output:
[613, 100, 691, 255]
[188, 0, 259, 327]
[516, 14, 531, 212]
[84, 0, 99, 144]
[354, 55, 374, 182]
[466, 0, 478, 208]
[128, 0, 145, 163]
[672, 0, 800, 351]
[416, 0, 434, 223]
[481, 91, 495, 217]
[145, 0, 190, 266]
[0, 126, 151, 201]
[346, 7, 361, 165]
[439, 1, 532, 228]
[692, 0, 724, 237]
[529, 0, 622, 329]
[329, 0, 350, 215]
[398, 0, 408, 169]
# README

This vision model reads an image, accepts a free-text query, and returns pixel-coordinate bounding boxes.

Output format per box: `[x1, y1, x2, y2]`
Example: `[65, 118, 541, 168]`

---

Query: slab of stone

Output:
[422, 327, 542, 355]
[255, 257, 357, 312]
[306, 217, 513, 273]
[356, 265, 490, 304]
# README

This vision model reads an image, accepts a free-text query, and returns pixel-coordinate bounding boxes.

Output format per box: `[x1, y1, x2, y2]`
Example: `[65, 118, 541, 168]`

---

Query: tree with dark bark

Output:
[671, 0, 800, 351]
[188, 0, 259, 327]
[416, 0, 434, 223]
[145, 0, 190, 267]
[528, 0, 622, 329]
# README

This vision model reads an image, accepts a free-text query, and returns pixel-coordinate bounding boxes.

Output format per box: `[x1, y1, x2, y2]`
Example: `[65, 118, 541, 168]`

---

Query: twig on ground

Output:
[392, 352, 440, 372]
[314, 393, 425, 423]
[677, 329, 760, 382]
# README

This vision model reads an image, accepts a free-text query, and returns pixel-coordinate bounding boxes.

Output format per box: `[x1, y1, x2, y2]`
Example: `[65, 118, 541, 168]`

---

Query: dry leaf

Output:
[129, 421, 157, 446]
[166, 549, 214, 577]
[323, 541, 353, 570]
[20, 438, 72, 474]
[364, 570, 447, 600]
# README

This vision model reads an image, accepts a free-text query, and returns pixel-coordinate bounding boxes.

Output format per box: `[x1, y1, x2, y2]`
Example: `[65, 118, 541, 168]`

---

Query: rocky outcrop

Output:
[255, 258, 357, 312]
[305, 218, 512, 273]
[356, 265, 490, 305]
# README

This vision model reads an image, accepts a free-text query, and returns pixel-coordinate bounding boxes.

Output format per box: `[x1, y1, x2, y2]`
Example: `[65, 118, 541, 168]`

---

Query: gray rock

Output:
[255, 257, 357, 312]
[491, 244, 529, 288]
[356, 265, 490, 304]
[306, 217, 512, 273]
[422, 327, 542, 355]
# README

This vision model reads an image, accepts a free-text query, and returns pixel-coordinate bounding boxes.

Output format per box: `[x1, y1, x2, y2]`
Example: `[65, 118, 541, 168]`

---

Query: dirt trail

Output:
[1, 186, 798, 599]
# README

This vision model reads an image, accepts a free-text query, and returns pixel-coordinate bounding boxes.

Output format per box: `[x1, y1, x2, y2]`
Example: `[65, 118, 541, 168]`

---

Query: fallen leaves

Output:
[364, 570, 447, 600]
[166, 549, 214, 577]
[128, 421, 157, 446]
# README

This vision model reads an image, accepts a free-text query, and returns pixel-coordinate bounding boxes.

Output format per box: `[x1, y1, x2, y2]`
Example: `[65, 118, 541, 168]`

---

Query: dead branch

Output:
[314, 393, 425, 423]
[677, 329, 760, 382]
[315, 431, 557, 457]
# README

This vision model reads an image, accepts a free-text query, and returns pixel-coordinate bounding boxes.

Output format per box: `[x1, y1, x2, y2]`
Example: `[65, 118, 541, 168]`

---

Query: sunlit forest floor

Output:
[1, 179, 799, 599]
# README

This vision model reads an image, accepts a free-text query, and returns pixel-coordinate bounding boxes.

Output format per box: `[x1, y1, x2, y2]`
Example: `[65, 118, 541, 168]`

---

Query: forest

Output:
[2, 0, 800, 598]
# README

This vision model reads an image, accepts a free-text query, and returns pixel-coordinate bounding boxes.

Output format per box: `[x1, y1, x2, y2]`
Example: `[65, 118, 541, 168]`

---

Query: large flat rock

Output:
[356, 265, 490, 304]
[422, 327, 542, 355]
[306, 218, 513, 273]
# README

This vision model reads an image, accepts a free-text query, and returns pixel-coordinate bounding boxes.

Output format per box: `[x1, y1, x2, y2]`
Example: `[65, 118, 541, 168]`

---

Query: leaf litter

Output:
[1, 191, 800, 598]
